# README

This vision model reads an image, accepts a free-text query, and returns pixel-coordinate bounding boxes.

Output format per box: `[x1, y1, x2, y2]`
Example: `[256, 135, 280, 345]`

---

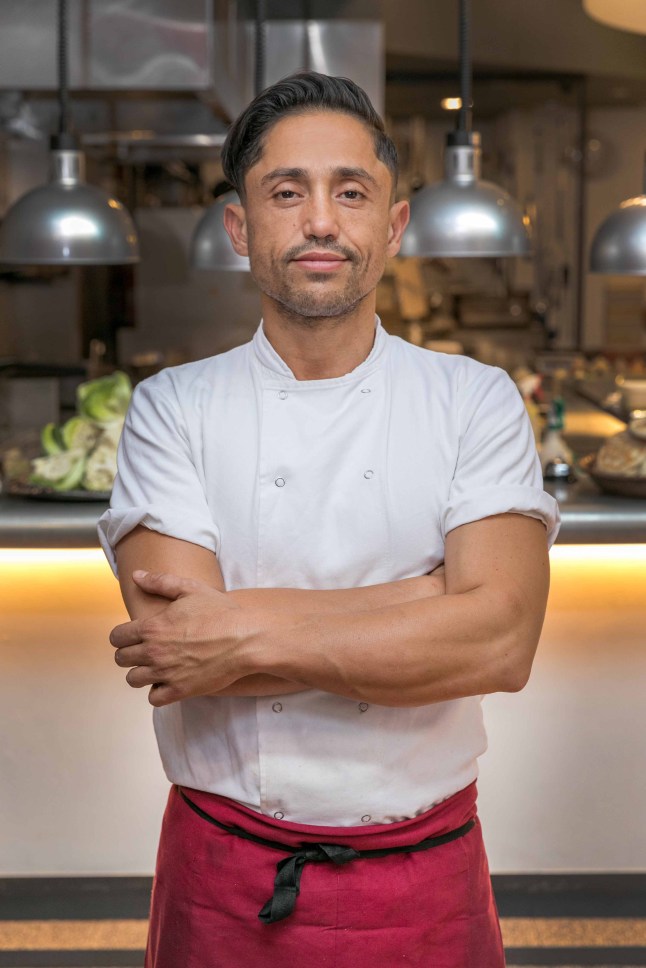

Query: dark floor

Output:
[0, 874, 645, 966]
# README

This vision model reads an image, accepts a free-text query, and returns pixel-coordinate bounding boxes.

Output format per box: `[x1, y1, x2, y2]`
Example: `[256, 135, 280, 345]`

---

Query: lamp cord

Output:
[254, 0, 267, 97]
[457, 0, 472, 135]
[57, 0, 70, 137]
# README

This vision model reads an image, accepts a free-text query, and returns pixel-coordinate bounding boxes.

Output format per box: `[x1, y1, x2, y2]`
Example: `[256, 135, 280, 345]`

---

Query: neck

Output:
[260, 294, 378, 380]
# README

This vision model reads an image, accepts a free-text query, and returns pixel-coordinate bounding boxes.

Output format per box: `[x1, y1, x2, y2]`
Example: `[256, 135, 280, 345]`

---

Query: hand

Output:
[109, 570, 246, 707]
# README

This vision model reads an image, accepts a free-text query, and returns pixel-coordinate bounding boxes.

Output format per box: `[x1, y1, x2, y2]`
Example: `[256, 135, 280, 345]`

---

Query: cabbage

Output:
[76, 371, 132, 424]
[30, 370, 132, 492]
[81, 441, 119, 492]
[29, 450, 87, 491]
[41, 422, 65, 455]
[61, 416, 101, 453]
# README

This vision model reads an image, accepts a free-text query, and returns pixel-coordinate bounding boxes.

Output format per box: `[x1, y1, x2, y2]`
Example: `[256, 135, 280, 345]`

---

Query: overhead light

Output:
[441, 98, 462, 111]
[401, 0, 531, 259]
[0, 0, 138, 266]
[189, 191, 250, 271]
[590, 156, 646, 274]
[188, 0, 269, 272]
[583, 0, 646, 35]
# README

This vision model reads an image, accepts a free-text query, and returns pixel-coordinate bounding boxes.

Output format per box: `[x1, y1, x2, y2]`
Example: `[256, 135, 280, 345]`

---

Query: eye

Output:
[341, 190, 363, 200]
[275, 190, 298, 200]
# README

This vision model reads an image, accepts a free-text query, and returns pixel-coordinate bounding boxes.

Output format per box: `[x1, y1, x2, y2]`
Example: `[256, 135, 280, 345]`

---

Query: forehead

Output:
[248, 110, 389, 184]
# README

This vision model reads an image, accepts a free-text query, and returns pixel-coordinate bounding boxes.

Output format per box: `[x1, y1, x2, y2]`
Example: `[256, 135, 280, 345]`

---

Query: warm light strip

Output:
[0, 545, 644, 566]
[550, 543, 646, 562]
[0, 548, 107, 565]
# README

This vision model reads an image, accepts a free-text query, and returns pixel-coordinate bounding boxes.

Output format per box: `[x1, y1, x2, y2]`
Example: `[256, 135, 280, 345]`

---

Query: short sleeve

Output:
[441, 366, 561, 547]
[97, 375, 220, 577]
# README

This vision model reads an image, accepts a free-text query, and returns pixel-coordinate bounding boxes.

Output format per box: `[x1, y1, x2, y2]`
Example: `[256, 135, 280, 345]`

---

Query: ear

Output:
[386, 199, 410, 258]
[223, 201, 249, 257]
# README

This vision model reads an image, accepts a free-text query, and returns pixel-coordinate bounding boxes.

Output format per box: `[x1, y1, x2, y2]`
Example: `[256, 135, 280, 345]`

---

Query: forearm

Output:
[243, 588, 531, 707]
[227, 573, 440, 613]
[213, 573, 444, 696]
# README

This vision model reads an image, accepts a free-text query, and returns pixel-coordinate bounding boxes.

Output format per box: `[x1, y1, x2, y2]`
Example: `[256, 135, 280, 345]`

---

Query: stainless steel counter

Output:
[1, 481, 645, 548]
[0, 494, 108, 548]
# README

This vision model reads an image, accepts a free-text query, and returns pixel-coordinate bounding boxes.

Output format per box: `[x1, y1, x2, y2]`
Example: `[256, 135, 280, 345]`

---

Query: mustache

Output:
[283, 241, 359, 264]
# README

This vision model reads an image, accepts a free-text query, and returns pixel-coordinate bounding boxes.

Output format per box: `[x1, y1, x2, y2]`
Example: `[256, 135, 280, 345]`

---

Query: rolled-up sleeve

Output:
[97, 375, 220, 577]
[441, 366, 561, 548]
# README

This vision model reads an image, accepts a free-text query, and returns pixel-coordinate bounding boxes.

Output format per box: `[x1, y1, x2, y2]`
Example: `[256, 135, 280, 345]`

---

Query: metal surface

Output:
[589, 195, 646, 274]
[189, 191, 250, 271]
[0, 149, 139, 264]
[0, 493, 108, 548]
[1, 482, 644, 548]
[400, 140, 532, 258]
[0, 0, 213, 91]
[211, 19, 384, 120]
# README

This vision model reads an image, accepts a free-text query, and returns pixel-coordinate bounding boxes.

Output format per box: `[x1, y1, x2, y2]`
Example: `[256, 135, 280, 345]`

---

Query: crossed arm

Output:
[111, 512, 550, 708]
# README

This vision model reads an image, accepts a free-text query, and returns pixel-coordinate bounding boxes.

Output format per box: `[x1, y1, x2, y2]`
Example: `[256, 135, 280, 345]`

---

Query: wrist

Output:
[233, 606, 289, 679]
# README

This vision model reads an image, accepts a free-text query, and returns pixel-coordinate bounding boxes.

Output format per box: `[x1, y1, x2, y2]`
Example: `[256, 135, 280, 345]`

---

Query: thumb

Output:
[132, 569, 199, 600]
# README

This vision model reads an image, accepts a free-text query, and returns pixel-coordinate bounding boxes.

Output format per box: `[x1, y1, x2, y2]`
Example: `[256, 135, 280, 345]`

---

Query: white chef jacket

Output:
[98, 317, 560, 826]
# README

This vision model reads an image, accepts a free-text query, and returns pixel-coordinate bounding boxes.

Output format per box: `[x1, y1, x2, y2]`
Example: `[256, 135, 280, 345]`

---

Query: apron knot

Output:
[258, 843, 360, 924]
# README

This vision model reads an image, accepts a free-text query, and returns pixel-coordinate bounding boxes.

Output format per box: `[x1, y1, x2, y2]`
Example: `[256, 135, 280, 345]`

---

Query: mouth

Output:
[292, 252, 349, 272]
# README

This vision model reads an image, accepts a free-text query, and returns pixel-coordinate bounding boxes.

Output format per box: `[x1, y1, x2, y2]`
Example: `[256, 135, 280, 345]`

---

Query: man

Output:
[99, 72, 560, 968]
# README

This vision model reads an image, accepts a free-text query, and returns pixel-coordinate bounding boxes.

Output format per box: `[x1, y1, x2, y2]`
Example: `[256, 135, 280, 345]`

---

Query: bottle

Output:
[540, 396, 574, 477]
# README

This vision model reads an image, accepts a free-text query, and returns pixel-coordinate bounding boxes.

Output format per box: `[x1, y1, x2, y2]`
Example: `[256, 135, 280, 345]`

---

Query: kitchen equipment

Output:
[400, 0, 531, 259]
[0, 0, 139, 266]
[579, 453, 646, 498]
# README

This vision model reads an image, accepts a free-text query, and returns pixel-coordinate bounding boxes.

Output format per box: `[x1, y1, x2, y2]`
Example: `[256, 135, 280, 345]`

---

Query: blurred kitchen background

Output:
[1, 0, 646, 437]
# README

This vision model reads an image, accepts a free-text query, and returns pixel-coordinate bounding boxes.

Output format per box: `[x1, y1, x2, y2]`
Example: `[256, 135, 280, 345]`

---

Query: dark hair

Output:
[221, 71, 398, 199]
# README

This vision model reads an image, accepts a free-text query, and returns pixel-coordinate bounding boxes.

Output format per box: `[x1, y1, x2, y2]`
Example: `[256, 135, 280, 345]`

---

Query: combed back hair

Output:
[221, 71, 398, 199]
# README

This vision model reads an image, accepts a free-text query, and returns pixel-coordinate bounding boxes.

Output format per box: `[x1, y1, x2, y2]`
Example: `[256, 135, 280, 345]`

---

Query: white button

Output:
[361, 388, 371, 394]
[275, 477, 286, 487]
[363, 470, 374, 480]
[278, 390, 288, 399]
[274, 811, 285, 820]
[361, 815, 372, 823]
[358, 702, 369, 713]
[272, 702, 283, 713]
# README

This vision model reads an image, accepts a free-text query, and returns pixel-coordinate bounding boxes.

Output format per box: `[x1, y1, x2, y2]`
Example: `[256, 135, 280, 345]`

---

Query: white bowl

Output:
[616, 377, 646, 411]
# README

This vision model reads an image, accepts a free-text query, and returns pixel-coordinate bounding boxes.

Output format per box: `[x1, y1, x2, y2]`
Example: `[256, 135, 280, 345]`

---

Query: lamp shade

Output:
[589, 196, 646, 274]
[401, 138, 531, 259]
[583, 0, 646, 35]
[190, 191, 250, 271]
[0, 149, 139, 265]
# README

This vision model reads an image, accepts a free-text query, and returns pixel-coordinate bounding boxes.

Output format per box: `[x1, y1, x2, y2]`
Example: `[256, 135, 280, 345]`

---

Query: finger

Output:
[114, 645, 149, 669]
[109, 620, 145, 649]
[148, 683, 178, 707]
[132, 570, 201, 601]
[125, 666, 159, 689]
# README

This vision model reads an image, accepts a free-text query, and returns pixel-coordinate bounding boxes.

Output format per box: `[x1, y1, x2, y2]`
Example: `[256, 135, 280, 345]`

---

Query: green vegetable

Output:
[41, 422, 65, 456]
[76, 371, 132, 424]
[81, 442, 118, 492]
[61, 416, 101, 453]
[29, 450, 87, 492]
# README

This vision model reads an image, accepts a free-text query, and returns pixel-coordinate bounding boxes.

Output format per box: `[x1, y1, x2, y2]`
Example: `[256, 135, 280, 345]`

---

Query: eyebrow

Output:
[260, 166, 378, 187]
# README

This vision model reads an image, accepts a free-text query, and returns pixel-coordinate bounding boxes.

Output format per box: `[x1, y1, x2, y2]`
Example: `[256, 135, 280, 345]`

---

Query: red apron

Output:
[145, 781, 505, 968]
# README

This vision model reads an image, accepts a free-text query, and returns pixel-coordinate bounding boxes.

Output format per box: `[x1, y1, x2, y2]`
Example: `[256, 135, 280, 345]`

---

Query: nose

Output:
[301, 188, 340, 241]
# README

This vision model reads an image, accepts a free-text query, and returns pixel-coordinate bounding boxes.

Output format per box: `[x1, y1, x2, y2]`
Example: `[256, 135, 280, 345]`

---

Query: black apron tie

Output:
[179, 787, 475, 924]
[258, 842, 360, 923]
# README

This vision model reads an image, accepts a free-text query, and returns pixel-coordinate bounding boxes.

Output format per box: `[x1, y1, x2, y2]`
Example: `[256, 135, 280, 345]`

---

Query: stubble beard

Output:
[250, 242, 377, 327]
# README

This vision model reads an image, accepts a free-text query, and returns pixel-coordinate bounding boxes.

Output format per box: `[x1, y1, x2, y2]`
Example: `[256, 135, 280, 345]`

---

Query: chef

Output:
[99, 71, 560, 968]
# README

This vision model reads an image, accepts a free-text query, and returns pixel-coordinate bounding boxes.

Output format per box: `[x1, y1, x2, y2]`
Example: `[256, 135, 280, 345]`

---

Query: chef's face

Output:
[223, 111, 409, 321]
